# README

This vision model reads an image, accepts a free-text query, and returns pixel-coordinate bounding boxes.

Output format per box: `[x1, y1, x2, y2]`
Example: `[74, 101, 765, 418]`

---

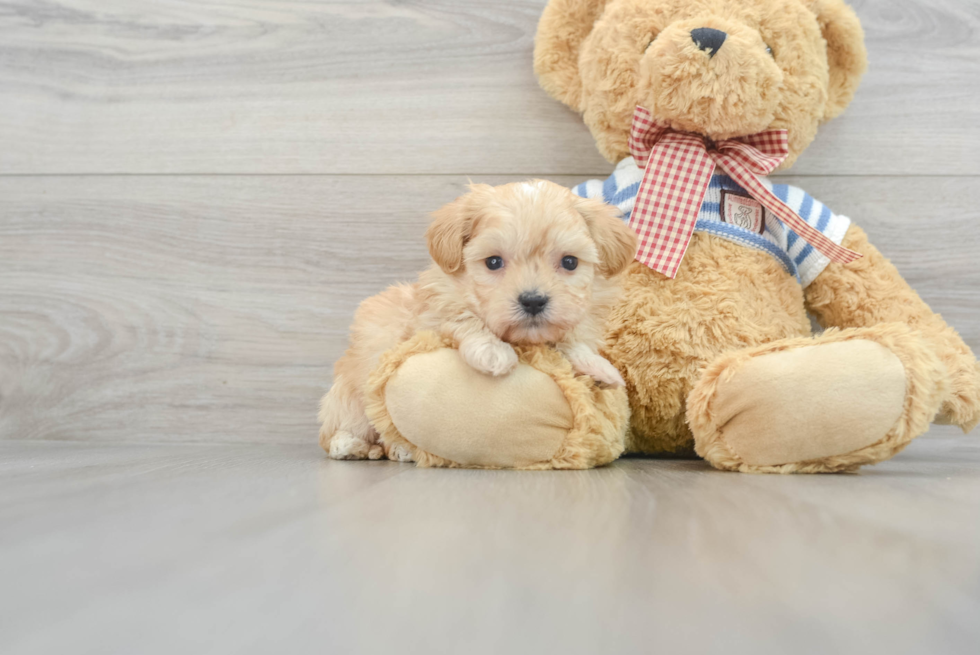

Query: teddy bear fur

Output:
[364, 331, 629, 469]
[536, 0, 866, 169]
[534, 0, 980, 470]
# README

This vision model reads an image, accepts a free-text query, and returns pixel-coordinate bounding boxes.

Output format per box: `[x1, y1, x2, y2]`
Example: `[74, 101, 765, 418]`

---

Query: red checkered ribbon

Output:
[627, 106, 862, 278]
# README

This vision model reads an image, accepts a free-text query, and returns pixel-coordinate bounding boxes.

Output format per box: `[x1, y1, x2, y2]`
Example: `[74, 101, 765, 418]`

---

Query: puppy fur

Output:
[319, 180, 638, 461]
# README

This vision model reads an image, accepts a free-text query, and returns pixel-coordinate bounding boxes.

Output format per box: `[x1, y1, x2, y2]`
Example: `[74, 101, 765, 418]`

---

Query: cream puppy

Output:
[319, 180, 638, 461]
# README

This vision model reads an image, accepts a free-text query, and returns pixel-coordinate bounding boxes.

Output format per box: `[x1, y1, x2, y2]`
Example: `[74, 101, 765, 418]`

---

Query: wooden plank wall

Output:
[1, 0, 978, 444]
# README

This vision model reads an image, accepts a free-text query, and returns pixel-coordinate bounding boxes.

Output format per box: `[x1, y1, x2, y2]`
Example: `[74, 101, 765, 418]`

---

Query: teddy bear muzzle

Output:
[638, 18, 784, 141]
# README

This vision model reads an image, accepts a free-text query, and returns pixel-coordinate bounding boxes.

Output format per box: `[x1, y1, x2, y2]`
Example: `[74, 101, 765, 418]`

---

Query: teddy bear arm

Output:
[805, 224, 980, 431]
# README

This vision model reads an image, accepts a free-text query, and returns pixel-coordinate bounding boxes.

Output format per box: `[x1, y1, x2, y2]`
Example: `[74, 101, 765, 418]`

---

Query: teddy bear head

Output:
[534, 0, 867, 168]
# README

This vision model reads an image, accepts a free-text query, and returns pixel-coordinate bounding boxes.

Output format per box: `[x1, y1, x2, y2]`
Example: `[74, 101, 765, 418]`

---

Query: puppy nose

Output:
[691, 27, 727, 57]
[518, 292, 549, 316]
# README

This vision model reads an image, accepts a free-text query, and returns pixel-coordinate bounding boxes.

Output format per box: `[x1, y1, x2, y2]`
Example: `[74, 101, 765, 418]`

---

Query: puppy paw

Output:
[459, 337, 518, 377]
[328, 431, 375, 460]
[385, 441, 415, 463]
[570, 353, 625, 388]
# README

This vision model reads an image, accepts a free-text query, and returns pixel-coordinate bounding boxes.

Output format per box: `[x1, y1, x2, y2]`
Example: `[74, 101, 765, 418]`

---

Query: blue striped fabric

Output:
[572, 157, 851, 286]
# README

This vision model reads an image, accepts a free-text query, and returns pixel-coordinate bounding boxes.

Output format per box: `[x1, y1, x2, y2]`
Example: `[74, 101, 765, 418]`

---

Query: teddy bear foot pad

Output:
[364, 332, 629, 470]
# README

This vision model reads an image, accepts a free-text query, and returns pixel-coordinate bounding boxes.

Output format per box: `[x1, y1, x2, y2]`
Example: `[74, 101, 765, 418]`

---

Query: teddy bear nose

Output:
[691, 28, 727, 57]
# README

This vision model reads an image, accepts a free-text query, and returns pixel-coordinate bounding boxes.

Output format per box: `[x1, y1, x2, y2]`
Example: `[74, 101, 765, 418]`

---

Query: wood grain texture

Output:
[1, 175, 977, 444]
[0, 0, 977, 175]
[1, 1, 978, 649]
[1, 437, 979, 655]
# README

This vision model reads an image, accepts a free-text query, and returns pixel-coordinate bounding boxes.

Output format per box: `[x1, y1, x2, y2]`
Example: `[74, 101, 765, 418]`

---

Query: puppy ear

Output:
[426, 194, 478, 274]
[534, 0, 613, 111]
[577, 197, 637, 276]
[807, 0, 868, 121]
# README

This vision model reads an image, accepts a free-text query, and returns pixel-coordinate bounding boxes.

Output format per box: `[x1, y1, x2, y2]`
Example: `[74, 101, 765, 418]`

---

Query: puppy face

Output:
[427, 180, 637, 345]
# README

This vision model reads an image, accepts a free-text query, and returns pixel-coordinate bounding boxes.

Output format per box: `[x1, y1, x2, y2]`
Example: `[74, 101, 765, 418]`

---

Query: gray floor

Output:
[2, 1, 980, 653]
[2, 435, 979, 655]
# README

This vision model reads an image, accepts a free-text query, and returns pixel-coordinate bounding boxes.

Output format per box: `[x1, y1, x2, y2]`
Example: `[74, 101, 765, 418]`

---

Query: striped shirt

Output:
[572, 157, 851, 287]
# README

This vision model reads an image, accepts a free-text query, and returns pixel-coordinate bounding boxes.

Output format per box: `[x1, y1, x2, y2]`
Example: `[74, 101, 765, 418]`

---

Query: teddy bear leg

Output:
[686, 324, 947, 473]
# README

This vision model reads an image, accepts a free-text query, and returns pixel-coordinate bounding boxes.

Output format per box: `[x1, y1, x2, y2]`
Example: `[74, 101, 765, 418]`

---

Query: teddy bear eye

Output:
[645, 34, 658, 50]
[765, 44, 774, 57]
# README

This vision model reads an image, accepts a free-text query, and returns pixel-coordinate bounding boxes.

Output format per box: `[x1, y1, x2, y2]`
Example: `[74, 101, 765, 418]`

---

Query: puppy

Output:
[319, 180, 638, 461]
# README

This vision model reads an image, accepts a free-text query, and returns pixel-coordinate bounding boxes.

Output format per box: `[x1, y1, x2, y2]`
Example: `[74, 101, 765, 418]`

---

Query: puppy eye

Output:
[765, 44, 774, 57]
[485, 256, 504, 271]
[645, 33, 658, 51]
[561, 256, 578, 271]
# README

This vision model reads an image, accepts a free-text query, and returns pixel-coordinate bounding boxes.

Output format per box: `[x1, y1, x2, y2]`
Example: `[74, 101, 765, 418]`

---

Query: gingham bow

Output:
[627, 106, 862, 278]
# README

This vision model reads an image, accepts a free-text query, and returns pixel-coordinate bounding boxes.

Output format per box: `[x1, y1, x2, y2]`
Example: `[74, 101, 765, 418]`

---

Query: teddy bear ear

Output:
[534, 0, 612, 112]
[808, 0, 869, 121]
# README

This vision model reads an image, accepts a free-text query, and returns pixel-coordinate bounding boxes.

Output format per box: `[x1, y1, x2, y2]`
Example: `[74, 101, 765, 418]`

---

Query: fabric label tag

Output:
[720, 190, 765, 234]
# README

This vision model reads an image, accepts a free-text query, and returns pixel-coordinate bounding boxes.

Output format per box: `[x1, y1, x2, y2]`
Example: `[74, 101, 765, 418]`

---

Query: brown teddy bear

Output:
[529, 0, 980, 471]
[347, 0, 979, 472]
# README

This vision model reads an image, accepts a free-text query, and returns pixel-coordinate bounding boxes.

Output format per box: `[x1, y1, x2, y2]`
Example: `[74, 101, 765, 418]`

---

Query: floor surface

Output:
[2, 433, 979, 655]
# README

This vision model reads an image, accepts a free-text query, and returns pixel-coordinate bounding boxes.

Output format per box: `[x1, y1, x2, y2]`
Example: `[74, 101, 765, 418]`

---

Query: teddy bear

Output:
[346, 0, 979, 472]
[528, 0, 980, 471]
